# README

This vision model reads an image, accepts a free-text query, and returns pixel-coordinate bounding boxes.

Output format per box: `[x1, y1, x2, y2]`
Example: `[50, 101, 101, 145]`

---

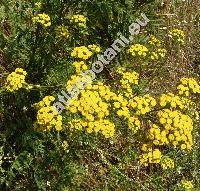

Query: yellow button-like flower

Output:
[5, 68, 27, 92]
[128, 44, 148, 57]
[32, 13, 51, 27]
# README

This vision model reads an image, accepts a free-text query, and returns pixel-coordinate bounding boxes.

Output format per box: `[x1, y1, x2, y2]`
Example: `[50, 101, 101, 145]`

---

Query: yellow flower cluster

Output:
[88, 44, 101, 53]
[113, 96, 129, 116]
[128, 116, 141, 133]
[157, 48, 167, 58]
[66, 82, 117, 138]
[181, 180, 193, 190]
[128, 44, 148, 57]
[161, 157, 174, 169]
[66, 74, 79, 91]
[119, 70, 139, 86]
[66, 73, 93, 91]
[116, 67, 126, 74]
[70, 14, 87, 28]
[112, 93, 141, 133]
[119, 70, 139, 97]
[32, 13, 51, 27]
[169, 29, 185, 44]
[87, 119, 115, 138]
[160, 93, 186, 109]
[151, 48, 167, 60]
[177, 78, 200, 96]
[72, 61, 88, 73]
[34, 95, 55, 108]
[5, 68, 27, 92]
[62, 141, 69, 151]
[71, 46, 93, 60]
[139, 144, 162, 166]
[35, 96, 62, 131]
[149, 124, 169, 145]
[55, 25, 69, 38]
[67, 82, 114, 118]
[67, 90, 109, 119]
[129, 94, 157, 115]
[150, 52, 159, 60]
[149, 35, 161, 47]
[34, 2, 42, 9]
[157, 109, 193, 150]
[69, 119, 85, 131]
[69, 118, 115, 138]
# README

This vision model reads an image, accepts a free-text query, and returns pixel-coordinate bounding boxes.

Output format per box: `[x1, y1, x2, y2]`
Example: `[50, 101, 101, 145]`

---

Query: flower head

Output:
[5, 68, 27, 92]
[32, 13, 51, 27]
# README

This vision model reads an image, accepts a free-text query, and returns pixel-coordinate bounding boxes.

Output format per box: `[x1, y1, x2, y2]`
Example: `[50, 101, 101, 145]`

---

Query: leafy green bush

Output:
[0, 0, 199, 190]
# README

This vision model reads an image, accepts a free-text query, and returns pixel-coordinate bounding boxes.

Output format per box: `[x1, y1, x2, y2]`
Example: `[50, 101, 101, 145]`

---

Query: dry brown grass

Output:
[145, 0, 200, 95]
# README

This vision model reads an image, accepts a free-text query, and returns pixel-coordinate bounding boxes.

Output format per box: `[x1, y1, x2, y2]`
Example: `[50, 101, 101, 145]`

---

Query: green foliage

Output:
[0, 0, 200, 190]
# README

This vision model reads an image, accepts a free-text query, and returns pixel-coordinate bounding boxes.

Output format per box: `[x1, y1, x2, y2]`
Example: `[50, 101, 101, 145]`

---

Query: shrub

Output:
[0, 0, 199, 190]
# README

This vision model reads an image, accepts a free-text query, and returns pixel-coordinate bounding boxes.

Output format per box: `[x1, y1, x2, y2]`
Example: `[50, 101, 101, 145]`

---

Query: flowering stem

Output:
[30, 84, 65, 90]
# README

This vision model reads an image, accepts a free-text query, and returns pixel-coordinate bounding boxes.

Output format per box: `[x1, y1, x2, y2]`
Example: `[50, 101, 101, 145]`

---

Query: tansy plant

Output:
[169, 29, 185, 44]
[33, 40, 200, 170]
[32, 13, 51, 28]
[70, 14, 87, 28]
[128, 36, 167, 63]
[4, 30, 200, 179]
[5, 68, 27, 92]
[1, 0, 200, 190]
